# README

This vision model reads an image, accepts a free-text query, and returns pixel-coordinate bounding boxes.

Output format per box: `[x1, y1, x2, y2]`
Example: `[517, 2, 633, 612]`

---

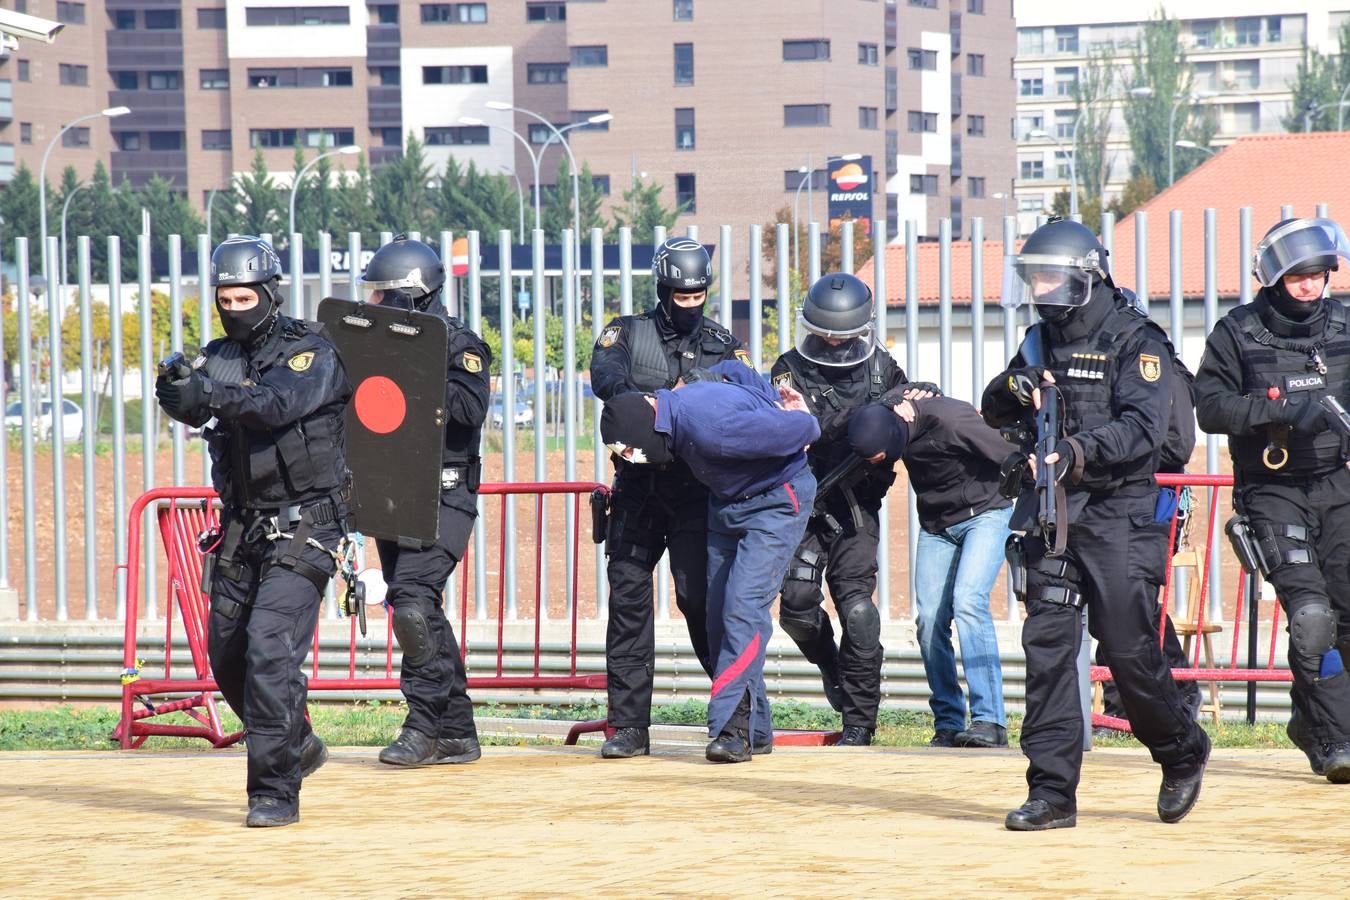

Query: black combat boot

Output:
[706, 691, 752, 763]
[378, 727, 439, 767]
[1005, 799, 1076, 831]
[1320, 742, 1350, 783]
[600, 727, 650, 759]
[1157, 732, 1210, 823]
[928, 729, 959, 747]
[299, 732, 328, 779]
[246, 796, 299, 828]
[836, 725, 875, 746]
[1286, 711, 1327, 776]
[434, 736, 482, 764]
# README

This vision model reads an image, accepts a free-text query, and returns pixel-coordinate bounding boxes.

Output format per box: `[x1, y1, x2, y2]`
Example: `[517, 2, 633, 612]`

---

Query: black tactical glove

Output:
[902, 380, 943, 398]
[680, 366, 722, 386]
[156, 368, 207, 419]
[1006, 366, 1049, 406]
[1051, 438, 1078, 482]
[1282, 399, 1331, 435]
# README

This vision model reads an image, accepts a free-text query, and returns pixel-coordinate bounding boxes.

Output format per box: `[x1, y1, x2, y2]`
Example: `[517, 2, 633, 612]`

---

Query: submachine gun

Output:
[810, 452, 870, 539]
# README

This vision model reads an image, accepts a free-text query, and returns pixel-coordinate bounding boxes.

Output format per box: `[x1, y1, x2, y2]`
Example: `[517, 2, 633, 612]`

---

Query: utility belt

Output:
[441, 459, 483, 493]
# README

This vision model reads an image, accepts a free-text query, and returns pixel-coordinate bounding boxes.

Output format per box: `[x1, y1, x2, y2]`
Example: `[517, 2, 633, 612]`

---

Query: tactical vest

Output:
[203, 319, 349, 510]
[1226, 300, 1350, 477]
[625, 314, 737, 391]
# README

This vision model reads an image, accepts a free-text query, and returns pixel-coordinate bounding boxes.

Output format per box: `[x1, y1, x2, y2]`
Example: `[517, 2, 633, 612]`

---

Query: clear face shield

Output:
[1003, 253, 1095, 311]
[357, 267, 433, 308]
[793, 311, 877, 367]
[1252, 218, 1350, 288]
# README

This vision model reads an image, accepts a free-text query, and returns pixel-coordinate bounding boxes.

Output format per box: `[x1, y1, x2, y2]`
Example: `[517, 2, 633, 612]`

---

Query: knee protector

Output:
[392, 606, 436, 667]
[842, 599, 881, 655]
[1290, 603, 1336, 660]
[778, 606, 823, 645]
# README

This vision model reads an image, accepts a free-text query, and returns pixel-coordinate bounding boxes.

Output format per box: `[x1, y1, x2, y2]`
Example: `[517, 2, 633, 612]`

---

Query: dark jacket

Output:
[903, 396, 1013, 533]
[653, 361, 819, 500]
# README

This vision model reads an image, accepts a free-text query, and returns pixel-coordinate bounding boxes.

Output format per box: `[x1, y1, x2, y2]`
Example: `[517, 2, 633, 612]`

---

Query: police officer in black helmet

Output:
[982, 218, 1210, 830]
[1195, 217, 1350, 783]
[772, 272, 933, 746]
[590, 236, 752, 758]
[358, 236, 493, 769]
[155, 235, 352, 827]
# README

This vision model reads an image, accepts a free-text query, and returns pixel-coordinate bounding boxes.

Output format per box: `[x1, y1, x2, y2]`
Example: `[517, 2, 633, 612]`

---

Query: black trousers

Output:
[1020, 486, 1209, 812]
[1098, 608, 1200, 719]
[778, 497, 884, 728]
[208, 519, 341, 804]
[1236, 466, 1350, 744]
[604, 468, 713, 729]
[376, 485, 479, 741]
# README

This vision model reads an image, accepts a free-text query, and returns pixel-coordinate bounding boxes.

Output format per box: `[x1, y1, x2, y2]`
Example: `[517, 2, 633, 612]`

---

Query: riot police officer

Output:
[982, 219, 1210, 830]
[590, 236, 752, 758]
[1195, 217, 1350, 782]
[771, 272, 930, 746]
[155, 235, 352, 827]
[358, 237, 492, 768]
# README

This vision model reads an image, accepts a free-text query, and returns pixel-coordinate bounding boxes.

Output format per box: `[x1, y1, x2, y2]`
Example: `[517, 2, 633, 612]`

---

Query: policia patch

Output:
[1139, 353, 1162, 383]
[598, 325, 621, 348]
[287, 351, 315, 372]
[461, 351, 483, 373]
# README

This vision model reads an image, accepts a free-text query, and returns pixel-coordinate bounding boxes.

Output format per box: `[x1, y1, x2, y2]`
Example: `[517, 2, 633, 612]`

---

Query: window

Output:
[56, 2, 85, 25]
[909, 174, 938, 194]
[528, 63, 568, 84]
[375, 4, 398, 23]
[967, 0, 985, 13]
[247, 6, 350, 26]
[1235, 17, 1260, 46]
[592, 175, 611, 196]
[858, 42, 878, 65]
[909, 0, 936, 8]
[300, 67, 353, 87]
[1019, 77, 1043, 97]
[148, 131, 184, 151]
[198, 8, 226, 28]
[17, 59, 29, 82]
[570, 110, 610, 131]
[425, 126, 489, 145]
[1020, 158, 1044, 179]
[784, 104, 829, 127]
[201, 69, 230, 89]
[1192, 19, 1216, 48]
[571, 45, 608, 67]
[1267, 16, 1283, 44]
[202, 129, 232, 150]
[250, 68, 296, 87]
[250, 127, 355, 148]
[1017, 114, 1043, 139]
[858, 106, 878, 130]
[1230, 59, 1259, 91]
[62, 127, 91, 148]
[116, 132, 140, 151]
[420, 4, 486, 24]
[907, 110, 937, 133]
[675, 107, 695, 149]
[674, 42, 694, 83]
[114, 71, 138, 90]
[147, 71, 181, 91]
[423, 65, 488, 84]
[528, 123, 568, 143]
[675, 173, 696, 213]
[526, 3, 565, 22]
[1054, 109, 1074, 138]
[906, 48, 937, 70]
[783, 39, 830, 61]
[969, 177, 985, 198]
[673, 0, 693, 21]
[1053, 66, 1078, 97]
[59, 64, 89, 86]
[20, 123, 32, 145]
[1054, 26, 1077, 53]
[112, 10, 135, 29]
[1018, 28, 1044, 56]
[378, 127, 402, 146]
[144, 9, 180, 29]
[372, 66, 400, 86]
[967, 114, 985, 136]
[967, 53, 984, 76]
[783, 169, 825, 191]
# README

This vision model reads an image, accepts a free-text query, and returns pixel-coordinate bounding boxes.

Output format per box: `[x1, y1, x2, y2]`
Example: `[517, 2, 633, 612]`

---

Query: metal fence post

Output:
[108, 237, 128, 620]
[468, 230, 487, 620]
[46, 236, 69, 620]
[498, 229, 518, 619]
[168, 234, 185, 487]
[749, 224, 763, 369]
[904, 220, 919, 620]
[970, 216, 985, 406]
[77, 237, 98, 618]
[873, 217, 890, 618]
[531, 227, 548, 621]
[197, 234, 213, 486]
[938, 219, 953, 396]
[562, 229, 578, 618]
[16, 239, 38, 618]
[138, 233, 156, 619]
[590, 227, 608, 617]
[1203, 207, 1222, 621]
[1135, 211, 1149, 314]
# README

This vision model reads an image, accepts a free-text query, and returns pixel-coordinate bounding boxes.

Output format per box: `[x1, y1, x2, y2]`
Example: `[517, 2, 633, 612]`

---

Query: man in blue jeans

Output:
[900, 396, 1013, 748]
[600, 360, 829, 762]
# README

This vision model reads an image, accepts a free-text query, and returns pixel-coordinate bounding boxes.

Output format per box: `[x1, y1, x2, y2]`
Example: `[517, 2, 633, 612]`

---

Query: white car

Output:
[4, 398, 83, 443]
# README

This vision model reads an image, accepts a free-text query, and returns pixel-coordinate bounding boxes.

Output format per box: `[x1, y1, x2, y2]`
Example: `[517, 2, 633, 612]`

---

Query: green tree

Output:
[1283, 22, 1350, 132]
[1072, 47, 1117, 206]
[371, 134, 434, 235]
[430, 156, 520, 237]
[610, 175, 684, 245]
[233, 148, 283, 236]
[291, 141, 343, 241]
[1122, 10, 1214, 189]
[1106, 172, 1159, 220]
[331, 151, 378, 241]
[542, 158, 606, 243]
[140, 175, 205, 242]
[0, 165, 41, 255]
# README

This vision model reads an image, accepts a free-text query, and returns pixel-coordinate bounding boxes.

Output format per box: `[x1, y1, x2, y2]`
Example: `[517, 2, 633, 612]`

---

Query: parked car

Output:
[4, 399, 83, 443]
[489, 396, 534, 429]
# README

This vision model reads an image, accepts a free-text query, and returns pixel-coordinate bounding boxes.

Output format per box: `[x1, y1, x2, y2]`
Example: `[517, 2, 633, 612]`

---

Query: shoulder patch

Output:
[1139, 353, 1162, 383]
[461, 351, 483, 374]
[773, 372, 795, 390]
[598, 325, 621, 348]
[287, 351, 315, 373]
[734, 348, 753, 367]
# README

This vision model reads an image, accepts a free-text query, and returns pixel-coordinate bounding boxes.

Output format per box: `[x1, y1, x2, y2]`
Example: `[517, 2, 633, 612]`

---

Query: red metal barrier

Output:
[113, 482, 610, 749]
[1089, 472, 1292, 731]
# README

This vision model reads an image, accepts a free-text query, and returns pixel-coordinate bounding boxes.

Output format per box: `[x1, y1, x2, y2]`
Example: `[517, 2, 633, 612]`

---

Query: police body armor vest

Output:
[624, 313, 737, 391]
[203, 318, 349, 510]
[1226, 300, 1350, 477]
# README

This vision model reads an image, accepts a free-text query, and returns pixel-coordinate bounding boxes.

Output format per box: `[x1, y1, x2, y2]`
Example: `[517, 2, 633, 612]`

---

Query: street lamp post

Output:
[1169, 91, 1215, 186]
[1029, 130, 1073, 216]
[460, 117, 542, 232]
[1174, 139, 1217, 158]
[1339, 81, 1350, 131]
[500, 166, 526, 242]
[1302, 98, 1350, 133]
[38, 106, 130, 287]
[288, 144, 360, 239]
[205, 187, 222, 248]
[992, 191, 1009, 220]
[59, 182, 88, 287]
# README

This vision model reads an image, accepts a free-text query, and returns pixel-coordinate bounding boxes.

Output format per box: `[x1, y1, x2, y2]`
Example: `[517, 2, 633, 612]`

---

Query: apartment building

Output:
[1013, 1, 1346, 232]
[3, 0, 1016, 247]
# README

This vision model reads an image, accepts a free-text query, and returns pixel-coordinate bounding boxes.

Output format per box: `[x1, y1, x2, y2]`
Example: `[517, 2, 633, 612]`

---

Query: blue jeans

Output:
[914, 505, 1011, 732]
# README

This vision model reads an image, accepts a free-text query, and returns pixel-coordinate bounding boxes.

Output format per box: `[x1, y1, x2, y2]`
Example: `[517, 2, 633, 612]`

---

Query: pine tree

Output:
[610, 176, 682, 246]
[232, 148, 282, 237]
[1122, 11, 1214, 189]
[542, 157, 605, 242]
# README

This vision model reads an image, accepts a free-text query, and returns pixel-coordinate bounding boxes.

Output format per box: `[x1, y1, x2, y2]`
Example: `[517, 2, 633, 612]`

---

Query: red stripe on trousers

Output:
[710, 631, 762, 698]
[784, 483, 799, 514]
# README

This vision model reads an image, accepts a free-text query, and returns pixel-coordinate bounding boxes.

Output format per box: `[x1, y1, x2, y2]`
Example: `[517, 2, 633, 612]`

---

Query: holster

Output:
[1224, 514, 1264, 576]
[999, 452, 1028, 500]
[1005, 533, 1028, 603]
[590, 488, 610, 545]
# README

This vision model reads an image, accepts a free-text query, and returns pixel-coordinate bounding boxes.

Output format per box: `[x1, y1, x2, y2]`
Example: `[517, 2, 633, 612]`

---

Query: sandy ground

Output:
[0, 743, 1340, 897]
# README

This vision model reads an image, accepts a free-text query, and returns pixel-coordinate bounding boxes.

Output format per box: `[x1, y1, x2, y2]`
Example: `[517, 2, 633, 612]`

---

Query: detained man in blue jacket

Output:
[601, 360, 821, 762]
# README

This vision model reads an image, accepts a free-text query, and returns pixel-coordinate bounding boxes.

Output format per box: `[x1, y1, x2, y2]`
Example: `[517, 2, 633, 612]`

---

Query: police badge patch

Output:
[1139, 353, 1162, 382]
[598, 325, 621, 348]
[734, 349, 752, 367]
[462, 351, 483, 373]
[287, 351, 315, 372]
[773, 372, 794, 390]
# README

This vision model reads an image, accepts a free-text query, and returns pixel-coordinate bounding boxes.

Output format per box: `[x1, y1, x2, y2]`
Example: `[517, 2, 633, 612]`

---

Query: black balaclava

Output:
[600, 393, 675, 465]
[657, 285, 705, 335]
[847, 404, 910, 465]
[1268, 275, 1327, 322]
[217, 281, 280, 346]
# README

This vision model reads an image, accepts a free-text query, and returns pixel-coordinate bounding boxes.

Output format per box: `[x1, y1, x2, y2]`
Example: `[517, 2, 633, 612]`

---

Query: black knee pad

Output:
[392, 606, 436, 667]
[779, 608, 822, 644]
[1290, 602, 1336, 659]
[842, 599, 881, 655]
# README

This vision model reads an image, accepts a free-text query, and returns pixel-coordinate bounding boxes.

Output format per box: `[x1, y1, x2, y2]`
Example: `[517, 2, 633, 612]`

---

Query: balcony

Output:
[367, 44, 399, 64]
[111, 150, 187, 189]
[371, 147, 403, 166]
[367, 85, 401, 108]
[368, 105, 401, 126]
[367, 24, 399, 47]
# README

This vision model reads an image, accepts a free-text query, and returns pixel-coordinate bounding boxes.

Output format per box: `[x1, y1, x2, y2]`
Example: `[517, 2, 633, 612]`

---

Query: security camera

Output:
[0, 9, 65, 46]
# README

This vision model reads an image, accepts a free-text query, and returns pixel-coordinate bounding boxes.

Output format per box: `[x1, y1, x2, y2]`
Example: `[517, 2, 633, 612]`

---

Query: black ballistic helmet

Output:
[652, 237, 712, 302]
[795, 272, 876, 367]
[1007, 217, 1110, 317]
[358, 235, 447, 311]
[210, 234, 283, 305]
[1253, 218, 1350, 287]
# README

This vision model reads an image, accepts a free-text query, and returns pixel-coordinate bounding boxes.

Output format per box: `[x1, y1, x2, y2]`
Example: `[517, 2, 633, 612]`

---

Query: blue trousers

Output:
[706, 467, 816, 738]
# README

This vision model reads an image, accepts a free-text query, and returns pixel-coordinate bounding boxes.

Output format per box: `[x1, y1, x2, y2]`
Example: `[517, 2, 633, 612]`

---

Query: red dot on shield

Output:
[354, 376, 406, 434]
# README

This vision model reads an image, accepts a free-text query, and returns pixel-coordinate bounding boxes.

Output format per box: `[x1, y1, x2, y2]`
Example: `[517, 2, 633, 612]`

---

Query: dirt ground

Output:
[0, 744, 1339, 897]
